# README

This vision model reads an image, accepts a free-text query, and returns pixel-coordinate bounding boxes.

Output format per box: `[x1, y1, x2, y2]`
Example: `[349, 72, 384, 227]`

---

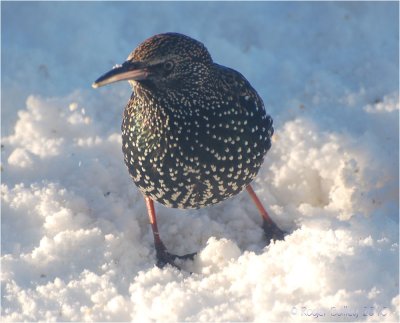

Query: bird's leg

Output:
[144, 196, 196, 269]
[246, 185, 285, 243]
[144, 196, 167, 255]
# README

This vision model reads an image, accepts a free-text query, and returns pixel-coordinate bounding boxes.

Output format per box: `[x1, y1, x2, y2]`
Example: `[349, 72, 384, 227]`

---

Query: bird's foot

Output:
[155, 243, 197, 269]
[263, 220, 285, 245]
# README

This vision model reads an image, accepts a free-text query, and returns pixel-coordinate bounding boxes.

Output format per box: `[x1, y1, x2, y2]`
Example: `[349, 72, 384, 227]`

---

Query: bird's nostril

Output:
[163, 61, 174, 71]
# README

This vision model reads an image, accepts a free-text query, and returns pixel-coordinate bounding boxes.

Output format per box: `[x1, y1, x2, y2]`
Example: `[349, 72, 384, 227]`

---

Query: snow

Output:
[1, 1, 399, 322]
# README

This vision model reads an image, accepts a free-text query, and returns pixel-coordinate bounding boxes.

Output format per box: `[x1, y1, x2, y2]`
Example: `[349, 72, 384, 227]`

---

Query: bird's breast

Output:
[121, 92, 273, 209]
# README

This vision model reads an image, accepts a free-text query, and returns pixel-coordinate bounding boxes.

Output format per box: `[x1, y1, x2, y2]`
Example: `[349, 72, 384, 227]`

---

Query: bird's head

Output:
[92, 33, 213, 91]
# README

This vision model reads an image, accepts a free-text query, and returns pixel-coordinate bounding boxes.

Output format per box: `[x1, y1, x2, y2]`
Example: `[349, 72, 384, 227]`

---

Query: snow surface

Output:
[1, 1, 399, 322]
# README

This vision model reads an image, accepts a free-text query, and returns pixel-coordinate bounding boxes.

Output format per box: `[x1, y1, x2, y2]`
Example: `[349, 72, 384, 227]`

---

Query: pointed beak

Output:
[92, 61, 149, 88]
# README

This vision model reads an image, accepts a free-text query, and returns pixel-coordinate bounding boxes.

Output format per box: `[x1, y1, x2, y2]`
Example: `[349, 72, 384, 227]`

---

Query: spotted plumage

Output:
[119, 33, 273, 208]
[93, 33, 283, 268]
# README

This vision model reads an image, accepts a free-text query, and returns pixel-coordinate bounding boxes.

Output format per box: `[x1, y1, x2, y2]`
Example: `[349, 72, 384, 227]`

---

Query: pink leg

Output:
[144, 195, 196, 268]
[246, 185, 274, 224]
[144, 196, 166, 248]
[246, 185, 285, 242]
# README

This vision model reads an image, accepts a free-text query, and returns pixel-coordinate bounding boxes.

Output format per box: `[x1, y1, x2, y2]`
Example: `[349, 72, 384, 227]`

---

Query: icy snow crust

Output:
[1, 2, 399, 322]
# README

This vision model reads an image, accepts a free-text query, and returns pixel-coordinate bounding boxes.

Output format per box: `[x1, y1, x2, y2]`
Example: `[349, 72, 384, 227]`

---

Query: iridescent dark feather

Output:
[120, 33, 274, 209]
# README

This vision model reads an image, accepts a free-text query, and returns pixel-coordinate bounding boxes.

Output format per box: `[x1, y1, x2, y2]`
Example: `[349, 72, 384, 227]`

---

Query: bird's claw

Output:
[155, 244, 197, 269]
[263, 220, 285, 244]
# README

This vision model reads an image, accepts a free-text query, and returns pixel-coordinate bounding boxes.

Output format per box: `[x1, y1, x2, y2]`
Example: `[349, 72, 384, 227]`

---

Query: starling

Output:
[93, 33, 284, 268]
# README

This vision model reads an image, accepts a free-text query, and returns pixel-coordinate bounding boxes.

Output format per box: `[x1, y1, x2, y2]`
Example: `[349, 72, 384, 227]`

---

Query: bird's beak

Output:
[92, 61, 149, 88]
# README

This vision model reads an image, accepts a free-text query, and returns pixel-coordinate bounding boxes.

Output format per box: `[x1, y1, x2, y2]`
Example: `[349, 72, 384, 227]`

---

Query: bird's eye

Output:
[163, 61, 174, 71]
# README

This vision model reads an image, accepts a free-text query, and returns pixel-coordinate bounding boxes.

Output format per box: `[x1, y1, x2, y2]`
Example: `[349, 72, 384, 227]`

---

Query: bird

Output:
[92, 32, 284, 268]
